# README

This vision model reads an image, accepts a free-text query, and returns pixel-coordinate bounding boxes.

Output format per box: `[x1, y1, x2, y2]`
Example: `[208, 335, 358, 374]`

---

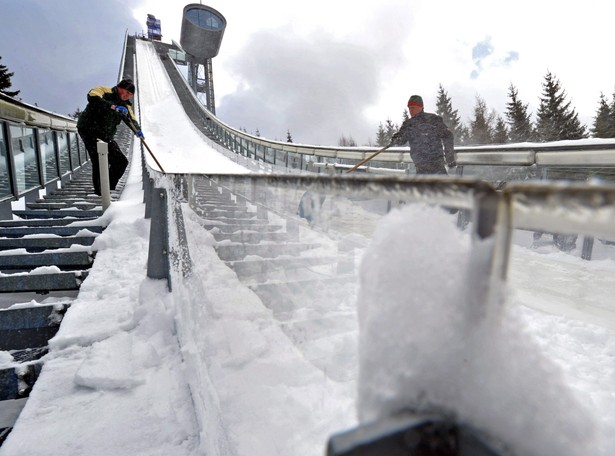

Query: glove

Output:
[137, 130, 144, 139]
[112, 105, 128, 116]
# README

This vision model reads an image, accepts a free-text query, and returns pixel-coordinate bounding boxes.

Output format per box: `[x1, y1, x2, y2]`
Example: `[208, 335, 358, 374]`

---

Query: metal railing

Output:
[160, 47, 615, 181]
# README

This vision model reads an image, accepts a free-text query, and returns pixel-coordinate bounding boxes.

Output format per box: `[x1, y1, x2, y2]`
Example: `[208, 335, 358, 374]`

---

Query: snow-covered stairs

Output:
[0, 161, 123, 445]
[189, 179, 361, 381]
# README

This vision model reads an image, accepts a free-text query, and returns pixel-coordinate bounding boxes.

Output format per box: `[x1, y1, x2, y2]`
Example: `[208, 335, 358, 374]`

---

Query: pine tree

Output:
[457, 125, 471, 145]
[338, 135, 356, 147]
[0, 56, 20, 97]
[505, 84, 534, 143]
[69, 107, 82, 119]
[535, 71, 587, 141]
[383, 118, 398, 145]
[609, 88, 615, 137]
[286, 129, 293, 143]
[435, 84, 464, 145]
[590, 93, 613, 138]
[468, 96, 494, 145]
[375, 123, 387, 146]
[492, 116, 509, 144]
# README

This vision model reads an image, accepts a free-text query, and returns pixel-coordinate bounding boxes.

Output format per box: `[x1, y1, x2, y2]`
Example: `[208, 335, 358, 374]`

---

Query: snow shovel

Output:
[345, 143, 392, 174]
[126, 118, 166, 173]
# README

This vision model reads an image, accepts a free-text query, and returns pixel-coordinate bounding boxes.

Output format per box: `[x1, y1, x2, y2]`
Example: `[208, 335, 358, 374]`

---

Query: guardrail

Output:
[152, 42, 615, 181]
[0, 93, 88, 218]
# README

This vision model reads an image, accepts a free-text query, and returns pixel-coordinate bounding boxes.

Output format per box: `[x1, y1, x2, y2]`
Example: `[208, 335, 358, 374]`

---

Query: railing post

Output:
[143, 177, 153, 218]
[147, 188, 171, 290]
[468, 187, 508, 320]
[96, 140, 111, 211]
[581, 236, 594, 260]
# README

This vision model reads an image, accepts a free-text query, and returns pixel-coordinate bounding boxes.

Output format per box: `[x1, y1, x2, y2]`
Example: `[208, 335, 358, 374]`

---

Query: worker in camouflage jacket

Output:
[391, 95, 455, 175]
[77, 79, 143, 195]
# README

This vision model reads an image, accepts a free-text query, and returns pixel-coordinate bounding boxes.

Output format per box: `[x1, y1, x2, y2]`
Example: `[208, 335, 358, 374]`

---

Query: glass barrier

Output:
[157, 173, 495, 454]
[69, 132, 80, 168]
[38, 128, 58, 183]
[0, 124, 11, 198]
[9, 125, 40, 195]
[151, 172, 615, 455]
[76, 134, 88, 165]
[57, 131, 71, 174]
[543, 166, 615, 183]
[461, 164, 537, 184]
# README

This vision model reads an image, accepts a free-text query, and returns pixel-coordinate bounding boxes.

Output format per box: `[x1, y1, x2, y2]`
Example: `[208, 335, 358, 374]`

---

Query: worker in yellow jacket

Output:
[77, 79, 143, 195]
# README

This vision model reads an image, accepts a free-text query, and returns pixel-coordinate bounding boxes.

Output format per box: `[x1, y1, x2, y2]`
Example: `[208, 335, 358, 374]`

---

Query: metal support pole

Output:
[147, 188, 171, 290]
[581, 236, 594, 261]
[96, 140, 111, 211]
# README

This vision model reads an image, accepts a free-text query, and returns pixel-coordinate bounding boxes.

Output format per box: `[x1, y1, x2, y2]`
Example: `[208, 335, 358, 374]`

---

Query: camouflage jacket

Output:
[392, 111, 455, 172]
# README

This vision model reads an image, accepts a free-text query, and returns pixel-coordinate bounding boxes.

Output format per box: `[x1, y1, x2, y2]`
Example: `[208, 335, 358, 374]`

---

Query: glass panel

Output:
[57, 131, 71, 174]
[0, 124, 11, 198]
[162, 174, 490, 454]
[69, 132, 80, 169]
[9, 125, 40, 194]
[186, 8, 223, 30]
[39, 129, 58, 183]
[461, 164, 537, 185]
[544, 166, 615, 183]
[76, 134, 85, 164]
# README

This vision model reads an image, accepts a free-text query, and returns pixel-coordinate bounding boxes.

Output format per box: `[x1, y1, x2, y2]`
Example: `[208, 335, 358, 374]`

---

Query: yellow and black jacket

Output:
[77, 86, 141, 141]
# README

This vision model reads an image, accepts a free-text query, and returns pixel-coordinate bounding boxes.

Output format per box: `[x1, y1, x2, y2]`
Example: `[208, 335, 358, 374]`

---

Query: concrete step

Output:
[25, 202, 98, 211]
[202, 223, 284, 233]
[0, 271, 88, 294]
[0, 218, 98, 228]
[0, 362, 42, 401]
[0, 236, 96, 252]
[212, 230, 295, 243]
[215, 242, 320, 261]
[226, 256, 339, 281]
[0, 225, 103, 238]
[0, 251, 94, 271]
[0, 303, 69, 350]
[12, 209, 102, 219]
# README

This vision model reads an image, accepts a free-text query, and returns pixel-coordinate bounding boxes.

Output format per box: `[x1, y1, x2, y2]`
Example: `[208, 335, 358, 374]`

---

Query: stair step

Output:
[203, 223, 284, 233]
[212, 231, 294, 243]
[0, 271, 88, 293]
[0, 251, 94, 271]
[0, 236, 96, 252]
[0, 303, 69, 350]
[0, 218, 98, 228]
[0, 225, 103, 238]
[0, 362, 42, 401]
[215, 242, 320, 261]
[39, 195, 102, 202]
[226, 256, 339, 281]
[12, 209, 102, 219]
[26, 202, 98, 211]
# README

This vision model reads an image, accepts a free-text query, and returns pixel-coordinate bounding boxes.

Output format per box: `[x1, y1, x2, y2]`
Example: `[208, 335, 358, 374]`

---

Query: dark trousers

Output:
[78, 131, 128, 195]
[415, 164, 448, 175]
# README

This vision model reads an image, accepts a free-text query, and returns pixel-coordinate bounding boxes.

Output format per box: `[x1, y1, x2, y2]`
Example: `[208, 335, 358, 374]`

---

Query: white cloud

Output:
[5, 0, 613, 143]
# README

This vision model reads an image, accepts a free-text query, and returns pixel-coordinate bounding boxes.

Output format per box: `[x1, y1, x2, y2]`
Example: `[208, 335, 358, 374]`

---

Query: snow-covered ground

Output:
[0, 39, 613, 456]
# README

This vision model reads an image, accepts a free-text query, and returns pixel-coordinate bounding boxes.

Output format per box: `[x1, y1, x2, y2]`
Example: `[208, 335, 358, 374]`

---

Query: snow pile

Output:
[357, 204, 599, 455]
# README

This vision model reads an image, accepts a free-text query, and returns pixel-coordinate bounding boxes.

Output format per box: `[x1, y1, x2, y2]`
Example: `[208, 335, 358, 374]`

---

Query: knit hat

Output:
[407, 95, 423, 107]
[117, 79, 135, 94]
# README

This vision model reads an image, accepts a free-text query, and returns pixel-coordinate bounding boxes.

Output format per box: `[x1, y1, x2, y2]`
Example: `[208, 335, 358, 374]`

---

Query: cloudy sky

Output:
[2, 0, 614, 145]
